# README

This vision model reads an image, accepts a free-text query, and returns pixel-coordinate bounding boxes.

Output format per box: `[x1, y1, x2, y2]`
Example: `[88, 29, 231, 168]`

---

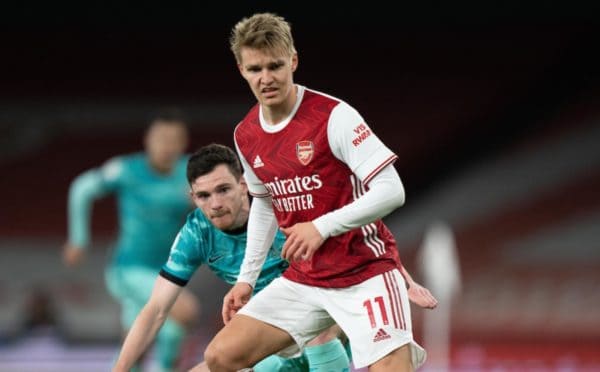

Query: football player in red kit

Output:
[202, 12, 434, 372]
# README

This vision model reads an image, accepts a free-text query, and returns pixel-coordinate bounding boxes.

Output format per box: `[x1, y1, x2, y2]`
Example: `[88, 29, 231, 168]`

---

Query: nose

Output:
[260, 68, 274, 84]
[210, 194, 223, 210]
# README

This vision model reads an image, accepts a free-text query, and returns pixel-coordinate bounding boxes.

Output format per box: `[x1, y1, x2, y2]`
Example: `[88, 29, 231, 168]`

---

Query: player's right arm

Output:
[63, 157, 123, 266]
[114, 211, 203, 369]
[113, 276, 182, 372]
[222, 193, 278, 324]
[222, 142, 279, 324]
[282, 103, 405, 261]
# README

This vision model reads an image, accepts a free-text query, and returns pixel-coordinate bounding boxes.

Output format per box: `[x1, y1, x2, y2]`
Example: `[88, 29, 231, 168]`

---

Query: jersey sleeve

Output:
[234, 138, 270, 197]
[237, 196, 279, 287]
[160, 211, 207, 286]
[328, 102, 398, 184]
[67, 157, 125, 247]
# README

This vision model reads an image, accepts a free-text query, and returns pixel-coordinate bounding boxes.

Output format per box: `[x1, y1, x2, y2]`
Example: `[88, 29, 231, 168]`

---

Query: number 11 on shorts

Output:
[363, 296, 389, 328]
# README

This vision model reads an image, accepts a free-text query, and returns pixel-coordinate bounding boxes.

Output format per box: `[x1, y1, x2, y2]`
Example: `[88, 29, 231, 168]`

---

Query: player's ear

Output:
[291, 53, 298, 72]
[239, 175, 248, 188]
[239, 175, 249, 193]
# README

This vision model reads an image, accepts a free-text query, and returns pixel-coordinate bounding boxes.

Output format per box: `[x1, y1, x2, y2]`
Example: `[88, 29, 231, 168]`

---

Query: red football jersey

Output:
[235, 86, 402, 288]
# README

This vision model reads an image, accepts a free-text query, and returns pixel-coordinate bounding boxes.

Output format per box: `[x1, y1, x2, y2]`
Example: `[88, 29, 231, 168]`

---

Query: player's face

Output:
[145, 121, 188, 172]
[238, 47, 298, 111]
[190, 164, 249, 231]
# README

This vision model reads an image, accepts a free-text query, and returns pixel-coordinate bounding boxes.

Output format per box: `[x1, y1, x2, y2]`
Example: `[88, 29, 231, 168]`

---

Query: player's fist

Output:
[222, 282, 253, 324]
[280, 222, 325, 262]
[62, 243, 85, 267]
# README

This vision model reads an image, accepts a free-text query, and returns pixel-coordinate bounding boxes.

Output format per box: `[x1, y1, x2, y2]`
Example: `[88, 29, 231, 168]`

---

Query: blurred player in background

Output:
[206, 13, 432, 372]
[113, 144, 438, 371]
[63, 109, 199, 372]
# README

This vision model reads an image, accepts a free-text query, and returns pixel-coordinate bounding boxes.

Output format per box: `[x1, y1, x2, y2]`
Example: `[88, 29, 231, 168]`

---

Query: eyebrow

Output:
[246, 60, 285, 69]
[194, 182, 232, 196]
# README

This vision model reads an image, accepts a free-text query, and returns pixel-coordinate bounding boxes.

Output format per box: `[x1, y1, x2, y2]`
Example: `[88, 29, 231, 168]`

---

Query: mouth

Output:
[261, 87, 278, 98]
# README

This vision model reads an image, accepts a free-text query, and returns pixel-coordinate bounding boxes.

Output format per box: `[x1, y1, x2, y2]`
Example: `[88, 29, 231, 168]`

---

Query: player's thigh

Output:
[369, 343, 413, 372]
[238, 277, 335, 354]
[208, 314, 294, 366]
[307, 323, 343, 346]
[323, 269, 424, 370]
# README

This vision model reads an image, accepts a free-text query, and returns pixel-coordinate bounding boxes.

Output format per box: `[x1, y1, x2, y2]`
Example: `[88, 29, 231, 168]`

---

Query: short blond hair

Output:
[229, 12, 297, 63]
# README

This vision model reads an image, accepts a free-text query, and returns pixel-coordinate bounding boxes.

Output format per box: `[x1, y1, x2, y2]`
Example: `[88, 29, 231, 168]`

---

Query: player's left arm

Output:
[233, 140, 279, 287]
[399, 265, 438, 309]
[282, 103, 404, 261]
[224, 141, 280, 322]
[282, 165, 403, 261]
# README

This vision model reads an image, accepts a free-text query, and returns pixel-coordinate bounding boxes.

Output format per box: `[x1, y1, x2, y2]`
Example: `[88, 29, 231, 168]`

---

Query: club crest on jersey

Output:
[296, 141, 314, 166]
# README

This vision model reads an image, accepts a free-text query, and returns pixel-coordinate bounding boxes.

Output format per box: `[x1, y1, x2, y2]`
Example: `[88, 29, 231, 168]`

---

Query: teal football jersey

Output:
[68, 153, 191, 269]
[160, 208, 288, 292]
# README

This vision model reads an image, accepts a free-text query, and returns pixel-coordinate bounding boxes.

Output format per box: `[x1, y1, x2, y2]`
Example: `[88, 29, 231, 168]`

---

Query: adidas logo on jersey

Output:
[373, 328, 391, 342]
[253, 155, 264, 168]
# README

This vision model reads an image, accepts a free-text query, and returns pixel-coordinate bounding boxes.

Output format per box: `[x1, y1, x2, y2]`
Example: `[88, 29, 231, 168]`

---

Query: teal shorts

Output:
[105, 265, 159, 328]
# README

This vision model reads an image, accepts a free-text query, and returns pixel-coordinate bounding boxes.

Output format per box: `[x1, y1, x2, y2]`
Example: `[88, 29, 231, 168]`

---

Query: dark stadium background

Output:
[1, 2, 599, 371]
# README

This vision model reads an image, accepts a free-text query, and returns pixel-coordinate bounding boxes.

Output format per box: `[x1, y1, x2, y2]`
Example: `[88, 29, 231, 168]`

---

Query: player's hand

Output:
[407, 281, 438, 309]
[222, 282, 253, 324]
[62, 243, 85, 267]
[280, 222, 325, 262]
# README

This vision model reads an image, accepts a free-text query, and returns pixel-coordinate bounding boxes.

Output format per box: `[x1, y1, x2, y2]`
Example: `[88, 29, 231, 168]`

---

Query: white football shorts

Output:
[238, 268, 426, 369]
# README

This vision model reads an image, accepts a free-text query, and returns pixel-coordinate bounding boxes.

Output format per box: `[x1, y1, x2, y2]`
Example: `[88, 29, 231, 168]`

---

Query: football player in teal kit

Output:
[63, 111, 199, 372]
[114, 144, 352, 372]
